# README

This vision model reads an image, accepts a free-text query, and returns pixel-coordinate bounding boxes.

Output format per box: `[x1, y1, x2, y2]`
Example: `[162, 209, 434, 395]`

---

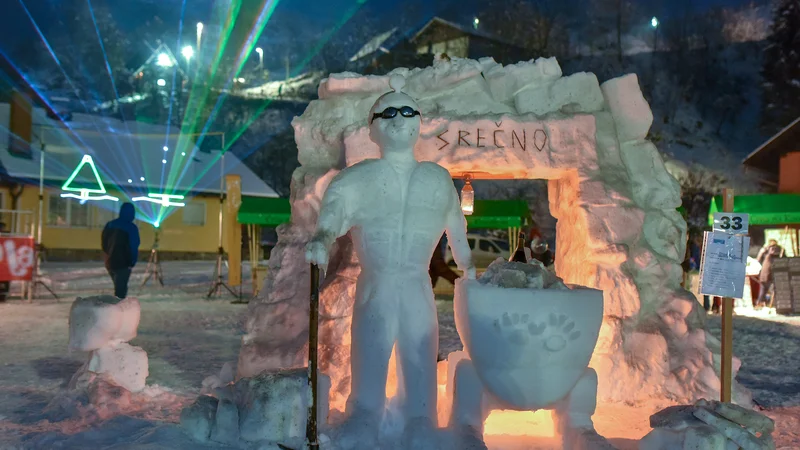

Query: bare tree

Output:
[477, 0, 570, 59]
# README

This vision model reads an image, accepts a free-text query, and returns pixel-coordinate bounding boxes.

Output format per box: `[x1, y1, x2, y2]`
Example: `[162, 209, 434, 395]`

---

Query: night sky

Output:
[0, 0, 768, 76]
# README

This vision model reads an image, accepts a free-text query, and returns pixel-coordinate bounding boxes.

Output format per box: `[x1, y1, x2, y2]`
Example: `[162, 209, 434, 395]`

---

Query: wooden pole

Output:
[306, 264, 320, 449]
[720, 188, 735, 403]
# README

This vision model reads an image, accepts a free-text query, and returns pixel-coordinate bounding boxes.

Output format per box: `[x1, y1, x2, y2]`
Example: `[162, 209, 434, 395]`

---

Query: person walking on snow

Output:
[756, 239, 783, 307]
[101, 202, 140, 299]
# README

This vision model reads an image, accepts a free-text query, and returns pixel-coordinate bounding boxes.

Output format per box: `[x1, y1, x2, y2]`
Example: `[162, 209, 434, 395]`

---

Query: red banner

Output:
[0, 236, 35, 281]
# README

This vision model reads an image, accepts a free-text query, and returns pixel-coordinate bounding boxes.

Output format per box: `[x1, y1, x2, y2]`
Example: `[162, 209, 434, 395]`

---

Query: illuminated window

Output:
[47, 194, 90, 227]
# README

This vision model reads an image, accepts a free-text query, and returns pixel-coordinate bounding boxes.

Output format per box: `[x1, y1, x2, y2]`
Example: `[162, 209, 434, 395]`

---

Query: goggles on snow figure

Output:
[371, 106, 420, 123]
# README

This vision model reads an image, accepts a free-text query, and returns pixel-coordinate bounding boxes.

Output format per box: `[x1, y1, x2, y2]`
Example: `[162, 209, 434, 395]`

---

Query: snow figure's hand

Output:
[305, 239, 329, 270]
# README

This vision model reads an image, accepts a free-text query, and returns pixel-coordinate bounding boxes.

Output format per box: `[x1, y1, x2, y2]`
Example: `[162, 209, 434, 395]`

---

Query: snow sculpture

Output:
[239, 57, 751, 430]
[640, 400, 775, 450]
[304, 74, 476, 447]
[68, 295, 148, 393]
[446, 260, 612, 449]
[181, 368, 331, 446]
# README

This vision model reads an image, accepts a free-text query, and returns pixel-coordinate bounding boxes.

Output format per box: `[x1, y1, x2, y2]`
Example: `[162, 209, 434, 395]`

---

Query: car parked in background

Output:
[445, 234, 510, 268]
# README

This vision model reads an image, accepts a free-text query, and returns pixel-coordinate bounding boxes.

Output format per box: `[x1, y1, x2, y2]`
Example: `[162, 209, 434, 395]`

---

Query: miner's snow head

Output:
[369, 74, 420, 153]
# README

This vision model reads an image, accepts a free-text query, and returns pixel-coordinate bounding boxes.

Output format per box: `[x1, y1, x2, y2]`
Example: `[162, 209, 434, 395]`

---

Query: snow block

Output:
[68, 295, 140, 352]
[236, 368, 331, 443]
[484, 57, 562, 103]
[619, 140, 682, 210]
[180, 395, 219, 442]
[515, 72, 604, 116]
[643, 209, 688, 263]
[87, 343, 148, 393]
[600, 74, 653, 143]
[210, 399, 240, 445]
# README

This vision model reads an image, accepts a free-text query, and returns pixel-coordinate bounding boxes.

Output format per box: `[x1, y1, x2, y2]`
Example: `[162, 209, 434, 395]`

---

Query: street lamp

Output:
[473, 17, 480, 29]
[156, 53, 173, 67]
[255, 47, 263, 70]
[196, 22, 204, 53]
[651, 16, 659, 81]
[182, 45, 194, 61]
[651, 16, 659, 53]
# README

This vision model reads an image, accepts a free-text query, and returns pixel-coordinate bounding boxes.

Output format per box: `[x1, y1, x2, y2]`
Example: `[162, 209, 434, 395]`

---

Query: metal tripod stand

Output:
[141, 229, 164, 287]
[207, 246, 237, 298]
[27, 246, 58, 302]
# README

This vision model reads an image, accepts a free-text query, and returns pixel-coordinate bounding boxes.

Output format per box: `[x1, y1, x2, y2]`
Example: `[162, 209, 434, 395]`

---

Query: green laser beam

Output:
[175, 0, 370, 200]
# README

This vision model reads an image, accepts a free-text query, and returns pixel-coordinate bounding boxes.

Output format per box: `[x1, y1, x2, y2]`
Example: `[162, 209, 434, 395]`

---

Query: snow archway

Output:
[237, 57, 751, 412]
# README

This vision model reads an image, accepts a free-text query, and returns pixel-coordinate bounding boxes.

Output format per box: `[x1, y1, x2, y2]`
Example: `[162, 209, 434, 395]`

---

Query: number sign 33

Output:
[713, 213, 749, 234]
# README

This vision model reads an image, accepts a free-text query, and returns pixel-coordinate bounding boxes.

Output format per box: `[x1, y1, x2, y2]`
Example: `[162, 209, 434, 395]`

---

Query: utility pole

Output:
[285, 55, 290, 80]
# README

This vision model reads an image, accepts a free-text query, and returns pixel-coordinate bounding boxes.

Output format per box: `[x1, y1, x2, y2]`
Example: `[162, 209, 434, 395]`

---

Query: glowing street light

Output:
[197, 22, 204, 52]
[157, 79, 167, 87]
[255, 47, 263, 70]
[461, 175, 474, 215]
[473, 17, 480, 29]
[182, 45, 194, 61]
[651, 16, 659, 28]
[156, 53, 173, 67]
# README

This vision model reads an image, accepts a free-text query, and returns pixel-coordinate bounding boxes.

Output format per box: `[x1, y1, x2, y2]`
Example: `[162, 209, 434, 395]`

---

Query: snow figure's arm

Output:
[445, 186, 476, 280]
[306, 177, 351, 269]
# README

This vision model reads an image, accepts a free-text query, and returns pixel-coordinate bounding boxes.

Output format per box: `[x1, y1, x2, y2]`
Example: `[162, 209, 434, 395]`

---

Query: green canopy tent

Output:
[708, 193, 800, 255]
[237, 197, 291, 295]
[466, 199, 532, 250]
[708, 193, 800, 226]
[237, 197, 291, 227]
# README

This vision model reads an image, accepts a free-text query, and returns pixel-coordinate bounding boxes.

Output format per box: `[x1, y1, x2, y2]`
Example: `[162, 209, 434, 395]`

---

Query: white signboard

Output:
[699, 231, 750, 299]
[712, 213, 749, 235]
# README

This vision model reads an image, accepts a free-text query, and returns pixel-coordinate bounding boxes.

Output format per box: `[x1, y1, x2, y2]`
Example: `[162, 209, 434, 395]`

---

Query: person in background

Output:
[0, 222, 9, 302]
[756, 239, 783, 307]
[429, 235, 459, 287]
[101, 203, 140, 299]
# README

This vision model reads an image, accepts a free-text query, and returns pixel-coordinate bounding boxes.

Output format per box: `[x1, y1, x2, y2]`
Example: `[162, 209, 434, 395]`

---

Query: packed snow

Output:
[0, 261, 797, 449]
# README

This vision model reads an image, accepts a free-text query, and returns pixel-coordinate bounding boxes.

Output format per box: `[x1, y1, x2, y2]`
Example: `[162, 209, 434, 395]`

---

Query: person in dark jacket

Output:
[756, 239, 783, 307]
[101, 203, 140, 298]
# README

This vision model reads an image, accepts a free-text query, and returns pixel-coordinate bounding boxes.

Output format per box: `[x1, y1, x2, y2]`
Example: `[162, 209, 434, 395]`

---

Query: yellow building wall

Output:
[0, 185, 238, 255]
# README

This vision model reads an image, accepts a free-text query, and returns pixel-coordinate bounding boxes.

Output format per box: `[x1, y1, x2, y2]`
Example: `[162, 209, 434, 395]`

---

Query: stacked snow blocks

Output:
[641, 400, 775, 450]
[68, 295, 148, 393]
[239, 56, 751, 410]
[181, 368, 331, 446]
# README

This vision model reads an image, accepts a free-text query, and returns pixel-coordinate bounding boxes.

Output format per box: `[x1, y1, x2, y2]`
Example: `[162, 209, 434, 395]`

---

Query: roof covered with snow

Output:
[743, 116, 800, 173]
[0, 103, 278, 198]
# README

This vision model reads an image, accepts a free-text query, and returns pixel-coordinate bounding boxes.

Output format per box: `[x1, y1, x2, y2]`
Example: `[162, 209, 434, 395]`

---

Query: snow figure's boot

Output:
[449, 358, 488, 450]
[553, 367, 614, 450]
[330, 407, 380, 450]
[402, 416, 439, 450]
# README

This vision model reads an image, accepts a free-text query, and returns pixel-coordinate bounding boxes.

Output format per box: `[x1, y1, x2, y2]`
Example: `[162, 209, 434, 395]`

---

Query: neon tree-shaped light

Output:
[131, 193, 186, 207]
[61, 155, 119, 203]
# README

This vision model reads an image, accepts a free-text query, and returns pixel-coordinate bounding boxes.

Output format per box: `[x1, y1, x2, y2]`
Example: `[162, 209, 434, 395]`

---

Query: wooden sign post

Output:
[720, 188, 734, 403]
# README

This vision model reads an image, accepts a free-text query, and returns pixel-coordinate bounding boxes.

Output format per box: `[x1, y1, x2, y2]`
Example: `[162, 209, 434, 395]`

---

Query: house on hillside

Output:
[708, 117, 800, 257]
[743, 116, 800, 193]
[349, 17, 530, 73]
[0, 99, 279, 261]
[410, 17, 529, 64]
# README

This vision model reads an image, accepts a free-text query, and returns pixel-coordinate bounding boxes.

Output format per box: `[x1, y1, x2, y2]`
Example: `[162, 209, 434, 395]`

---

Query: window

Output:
[479, 239, 499, 253]
[183, 202, 206, 226]
[494, 240, 510, 252]
[47, 195, 91, 227]
[94, 201, 118, 227]
[467, 238, 475, 250]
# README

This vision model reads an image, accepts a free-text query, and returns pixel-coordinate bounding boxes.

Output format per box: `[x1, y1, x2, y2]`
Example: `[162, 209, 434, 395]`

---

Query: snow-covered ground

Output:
[1, 262, 799, 449]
